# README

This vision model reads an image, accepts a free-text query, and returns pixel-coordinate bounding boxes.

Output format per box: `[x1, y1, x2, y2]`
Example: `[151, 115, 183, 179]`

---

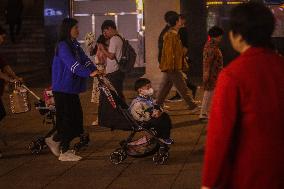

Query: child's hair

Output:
[97, 34, 107, 45]
[134, 78, 151, 91]
[208, 26, 224, 38]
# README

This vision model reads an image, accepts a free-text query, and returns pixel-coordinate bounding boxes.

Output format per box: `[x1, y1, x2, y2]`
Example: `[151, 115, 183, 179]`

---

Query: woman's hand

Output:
[90, 70, 105, 77]
[90, 70, 99, 77]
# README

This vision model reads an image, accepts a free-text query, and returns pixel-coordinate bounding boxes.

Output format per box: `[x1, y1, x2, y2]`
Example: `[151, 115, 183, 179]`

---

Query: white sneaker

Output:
[58, 150, 82, 161]
[91, 120, 98, 126]
[45, 136, 60, 157]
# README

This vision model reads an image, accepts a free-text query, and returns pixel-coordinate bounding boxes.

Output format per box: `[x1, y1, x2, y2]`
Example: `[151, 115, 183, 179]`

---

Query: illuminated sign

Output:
[44, 8, 63, 16]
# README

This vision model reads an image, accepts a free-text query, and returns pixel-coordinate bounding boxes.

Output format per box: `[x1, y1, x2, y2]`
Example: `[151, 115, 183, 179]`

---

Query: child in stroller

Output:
[129, 78, 173, 145]
[98, 76, 173, 165]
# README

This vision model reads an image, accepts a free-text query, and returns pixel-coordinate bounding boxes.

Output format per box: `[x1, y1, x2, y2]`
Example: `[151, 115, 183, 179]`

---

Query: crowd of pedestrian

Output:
[0, 1, 283, 188]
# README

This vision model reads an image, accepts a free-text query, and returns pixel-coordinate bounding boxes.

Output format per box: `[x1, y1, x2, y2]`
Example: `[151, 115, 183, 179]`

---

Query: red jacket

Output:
[202, 47, 284, 189]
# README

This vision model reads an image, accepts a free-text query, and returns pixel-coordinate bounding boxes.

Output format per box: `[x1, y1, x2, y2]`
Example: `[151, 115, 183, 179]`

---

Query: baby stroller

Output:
[12, 85, 90, 154]
[97, 76, 171, 165]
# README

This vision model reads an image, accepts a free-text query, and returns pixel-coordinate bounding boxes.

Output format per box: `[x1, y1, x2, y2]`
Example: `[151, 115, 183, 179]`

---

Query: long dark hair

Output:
[91, 34, 108, 55]
[56, 18, 78, 56]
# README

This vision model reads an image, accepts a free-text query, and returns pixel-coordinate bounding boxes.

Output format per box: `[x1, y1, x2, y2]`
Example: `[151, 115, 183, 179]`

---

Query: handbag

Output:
[9, 82, 30, 114]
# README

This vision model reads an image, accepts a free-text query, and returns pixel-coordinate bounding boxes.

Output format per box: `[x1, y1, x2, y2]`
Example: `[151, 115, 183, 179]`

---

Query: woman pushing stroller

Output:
[46, 18, 100, 161]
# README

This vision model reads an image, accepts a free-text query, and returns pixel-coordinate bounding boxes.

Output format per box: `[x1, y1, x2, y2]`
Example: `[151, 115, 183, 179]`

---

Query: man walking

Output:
[156, 13, 198, 112]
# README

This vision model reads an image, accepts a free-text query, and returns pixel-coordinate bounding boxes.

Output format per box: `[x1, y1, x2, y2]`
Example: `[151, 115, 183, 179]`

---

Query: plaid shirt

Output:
[202, 39, 223, 90]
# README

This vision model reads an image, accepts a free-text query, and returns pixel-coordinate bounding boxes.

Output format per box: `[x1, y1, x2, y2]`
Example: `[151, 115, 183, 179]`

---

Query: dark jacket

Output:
[178, 27, 189, 49]
[6, 0, 23, 24]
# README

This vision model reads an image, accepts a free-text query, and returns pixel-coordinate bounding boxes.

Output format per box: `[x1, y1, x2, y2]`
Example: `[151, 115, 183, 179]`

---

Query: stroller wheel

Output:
[153, 151, 170, 165]
[80, 133, 90, 145]
[29, 139, 44, 154]
[110, 148, 127, 165]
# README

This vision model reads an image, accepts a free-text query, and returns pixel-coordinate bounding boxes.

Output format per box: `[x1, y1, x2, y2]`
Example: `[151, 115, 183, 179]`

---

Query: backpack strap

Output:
[114, 34, 124, 43]
[112, 34, 125, 64]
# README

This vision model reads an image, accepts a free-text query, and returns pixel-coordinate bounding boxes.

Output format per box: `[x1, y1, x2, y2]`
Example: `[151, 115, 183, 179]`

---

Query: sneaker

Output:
[91, 120, 98, 126]
[58, 150, 82, 161]
[45, 136, 60, 157]
[160, 138, 174, 145]
[199, 114, 208, 120]
[167, 94, 182, 102]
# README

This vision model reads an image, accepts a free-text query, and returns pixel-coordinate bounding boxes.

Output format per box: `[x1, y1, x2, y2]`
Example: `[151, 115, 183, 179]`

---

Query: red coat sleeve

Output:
[202, 70, 239, 187]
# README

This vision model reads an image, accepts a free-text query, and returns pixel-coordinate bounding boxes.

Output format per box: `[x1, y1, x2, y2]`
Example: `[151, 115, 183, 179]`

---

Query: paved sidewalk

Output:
[0, 80, 207, 189]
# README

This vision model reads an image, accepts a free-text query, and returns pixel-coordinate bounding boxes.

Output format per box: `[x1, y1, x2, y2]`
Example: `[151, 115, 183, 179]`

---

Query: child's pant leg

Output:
[147, 113, 172, 139]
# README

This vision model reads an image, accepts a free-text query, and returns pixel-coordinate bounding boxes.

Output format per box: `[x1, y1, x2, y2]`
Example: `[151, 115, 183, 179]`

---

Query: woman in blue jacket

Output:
[47, 18, 98, 161]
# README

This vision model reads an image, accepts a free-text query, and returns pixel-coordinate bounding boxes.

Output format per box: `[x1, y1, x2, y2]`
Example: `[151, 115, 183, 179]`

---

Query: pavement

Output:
[0, 78, 207, 189]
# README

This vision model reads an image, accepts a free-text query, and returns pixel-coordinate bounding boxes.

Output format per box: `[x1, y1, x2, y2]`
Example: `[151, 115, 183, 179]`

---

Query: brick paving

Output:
[0, 78, 206, 189]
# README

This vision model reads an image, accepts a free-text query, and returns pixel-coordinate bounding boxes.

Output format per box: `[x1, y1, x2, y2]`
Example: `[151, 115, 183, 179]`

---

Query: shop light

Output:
[207, 1, 247, 5]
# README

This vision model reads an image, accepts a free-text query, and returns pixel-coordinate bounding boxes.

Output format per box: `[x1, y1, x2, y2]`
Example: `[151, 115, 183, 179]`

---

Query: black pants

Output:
[9, 20, 22, 42]
[145, 112, 172, 139]
[106, 70, 125, 100]
[53, 92, 84, 153]
[0, 98, 6, 122]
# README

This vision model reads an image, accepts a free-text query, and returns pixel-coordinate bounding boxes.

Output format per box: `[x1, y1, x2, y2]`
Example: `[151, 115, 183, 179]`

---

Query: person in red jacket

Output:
[201, 2, 284, 189]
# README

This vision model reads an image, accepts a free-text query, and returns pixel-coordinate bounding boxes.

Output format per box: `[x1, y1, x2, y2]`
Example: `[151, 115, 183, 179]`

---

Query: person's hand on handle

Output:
[90, 70, 99, 77]
[90, 70, 105, 77]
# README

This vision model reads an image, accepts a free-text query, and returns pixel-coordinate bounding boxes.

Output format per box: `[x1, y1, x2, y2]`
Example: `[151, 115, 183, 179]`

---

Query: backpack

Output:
[114, 35, 137, 73]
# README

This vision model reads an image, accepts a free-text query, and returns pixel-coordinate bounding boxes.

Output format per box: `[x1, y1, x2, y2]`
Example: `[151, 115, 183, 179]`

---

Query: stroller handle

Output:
[21, 84, 41, 101]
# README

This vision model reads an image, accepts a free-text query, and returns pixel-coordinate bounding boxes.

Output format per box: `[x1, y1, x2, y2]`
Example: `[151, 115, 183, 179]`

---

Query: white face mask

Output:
[141, 88, 154, 96]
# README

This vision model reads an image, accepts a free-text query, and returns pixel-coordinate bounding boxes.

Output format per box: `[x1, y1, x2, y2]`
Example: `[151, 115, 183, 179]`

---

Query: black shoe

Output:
[167, 94, 182, 102]
[192, 86, 197, 99]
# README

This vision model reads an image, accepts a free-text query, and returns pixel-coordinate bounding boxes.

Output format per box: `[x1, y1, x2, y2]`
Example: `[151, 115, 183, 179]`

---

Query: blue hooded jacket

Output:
[52, 40, 96, 94]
